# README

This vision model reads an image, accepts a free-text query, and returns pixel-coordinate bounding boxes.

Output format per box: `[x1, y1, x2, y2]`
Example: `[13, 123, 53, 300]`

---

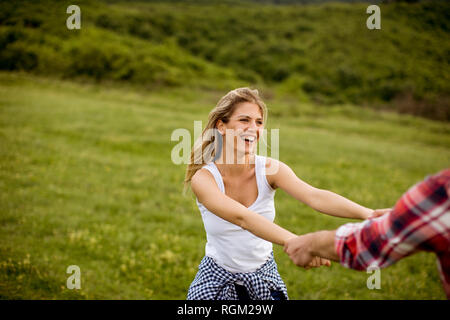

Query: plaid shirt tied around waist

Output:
[187, 253, 289, 300]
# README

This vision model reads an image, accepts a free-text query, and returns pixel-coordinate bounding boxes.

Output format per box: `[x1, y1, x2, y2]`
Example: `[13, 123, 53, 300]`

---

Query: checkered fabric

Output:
[187, 253, 289, 300]
[335, 169, 450, 298]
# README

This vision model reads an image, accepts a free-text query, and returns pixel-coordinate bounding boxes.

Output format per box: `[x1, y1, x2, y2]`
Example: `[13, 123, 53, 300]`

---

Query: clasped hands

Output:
[284, 208, 391, 269]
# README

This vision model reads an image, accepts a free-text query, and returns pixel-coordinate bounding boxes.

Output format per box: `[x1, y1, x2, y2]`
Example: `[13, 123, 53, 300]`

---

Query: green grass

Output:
[0, 72, 449, 299]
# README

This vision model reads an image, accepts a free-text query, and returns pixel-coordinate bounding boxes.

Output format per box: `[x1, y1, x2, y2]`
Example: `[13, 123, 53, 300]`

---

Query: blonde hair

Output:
[184, 87, 267, 193]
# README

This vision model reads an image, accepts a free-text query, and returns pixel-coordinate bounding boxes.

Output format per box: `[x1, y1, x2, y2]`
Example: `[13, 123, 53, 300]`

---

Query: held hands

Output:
[368, 208, 392, 219]
[305, 255, 331, 270]
[284, 208, 393, 269]
[284, 235, 331, 269]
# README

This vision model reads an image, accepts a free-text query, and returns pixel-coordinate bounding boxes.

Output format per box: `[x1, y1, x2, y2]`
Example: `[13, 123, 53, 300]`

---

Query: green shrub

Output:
[0, 0, 448, 119]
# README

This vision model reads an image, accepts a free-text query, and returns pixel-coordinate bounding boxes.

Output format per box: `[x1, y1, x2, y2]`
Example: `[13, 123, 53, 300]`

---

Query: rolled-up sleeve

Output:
[334, 217, 390, 270]
[334, 169, 450, 287]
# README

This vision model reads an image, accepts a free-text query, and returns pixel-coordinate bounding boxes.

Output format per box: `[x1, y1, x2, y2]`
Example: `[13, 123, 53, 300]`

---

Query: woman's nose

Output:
[249, 120, 257, 129]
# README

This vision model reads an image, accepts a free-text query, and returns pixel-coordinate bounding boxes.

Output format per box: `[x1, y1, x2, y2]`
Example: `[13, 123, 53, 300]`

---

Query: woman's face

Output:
[218, 102, 264, 159]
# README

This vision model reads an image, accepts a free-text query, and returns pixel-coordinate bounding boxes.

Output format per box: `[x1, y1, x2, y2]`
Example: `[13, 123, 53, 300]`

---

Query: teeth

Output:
[242, 136, 255, 142]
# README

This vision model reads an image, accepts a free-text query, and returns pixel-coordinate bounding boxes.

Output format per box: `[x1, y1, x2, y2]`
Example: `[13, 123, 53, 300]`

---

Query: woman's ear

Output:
[216, 120, 225, 135]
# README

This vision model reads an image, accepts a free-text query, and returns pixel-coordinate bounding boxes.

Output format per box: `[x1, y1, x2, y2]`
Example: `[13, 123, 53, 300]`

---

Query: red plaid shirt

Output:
[335, 169, 450, 298]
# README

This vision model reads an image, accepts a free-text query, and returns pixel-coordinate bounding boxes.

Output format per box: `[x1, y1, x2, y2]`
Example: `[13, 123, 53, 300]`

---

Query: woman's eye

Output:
[240, 119, 249, 122]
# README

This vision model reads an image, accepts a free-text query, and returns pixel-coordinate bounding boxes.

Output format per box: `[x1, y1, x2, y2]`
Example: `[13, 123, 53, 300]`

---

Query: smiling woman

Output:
[215, 101, 264, 165]
[185, 88, 297, 300]
[183, 88, 390, 300]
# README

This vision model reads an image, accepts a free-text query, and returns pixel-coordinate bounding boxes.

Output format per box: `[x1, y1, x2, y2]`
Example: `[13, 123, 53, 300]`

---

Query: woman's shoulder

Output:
[191, 167, 221, 200]
[192, 166, 216, 185]
[262, 157, 295, 189]
[261, 157, 282, 189]
[262, 156, 285, 173]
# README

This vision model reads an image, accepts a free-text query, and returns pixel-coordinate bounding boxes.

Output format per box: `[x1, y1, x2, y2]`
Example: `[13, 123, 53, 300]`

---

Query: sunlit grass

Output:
[0, 72, 449, 299]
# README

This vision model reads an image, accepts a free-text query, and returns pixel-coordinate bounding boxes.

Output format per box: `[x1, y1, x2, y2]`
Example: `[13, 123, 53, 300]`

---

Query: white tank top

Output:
[196, 155, 276, 273]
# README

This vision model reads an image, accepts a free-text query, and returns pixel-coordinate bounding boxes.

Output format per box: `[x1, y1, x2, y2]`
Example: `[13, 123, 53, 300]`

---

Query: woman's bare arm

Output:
[191, 168, 296, 246]
[267, 159, 373, 220]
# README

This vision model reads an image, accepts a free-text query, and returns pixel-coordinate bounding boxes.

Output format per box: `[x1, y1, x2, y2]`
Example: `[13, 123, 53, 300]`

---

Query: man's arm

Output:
[285, 169, 450, 271]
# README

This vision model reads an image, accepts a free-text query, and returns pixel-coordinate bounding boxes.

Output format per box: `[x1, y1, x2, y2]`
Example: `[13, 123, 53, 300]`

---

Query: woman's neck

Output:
[215, 152, 255, 177]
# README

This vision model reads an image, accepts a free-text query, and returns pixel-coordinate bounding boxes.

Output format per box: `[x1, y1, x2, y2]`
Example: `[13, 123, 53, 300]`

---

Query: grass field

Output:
[0, 72, 449, 299]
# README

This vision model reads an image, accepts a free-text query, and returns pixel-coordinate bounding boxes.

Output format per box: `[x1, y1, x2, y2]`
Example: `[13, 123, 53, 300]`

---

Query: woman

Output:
[185, 88, 387, 300]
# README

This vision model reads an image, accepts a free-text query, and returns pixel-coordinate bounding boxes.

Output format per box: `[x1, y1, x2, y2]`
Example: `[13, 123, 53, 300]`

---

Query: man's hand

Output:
[369, 208, 392, 219]
[284, 234, 331, 268]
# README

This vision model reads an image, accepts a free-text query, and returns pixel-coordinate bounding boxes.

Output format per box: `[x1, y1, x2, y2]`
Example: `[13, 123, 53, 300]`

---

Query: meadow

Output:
[0, 72, 449, 299]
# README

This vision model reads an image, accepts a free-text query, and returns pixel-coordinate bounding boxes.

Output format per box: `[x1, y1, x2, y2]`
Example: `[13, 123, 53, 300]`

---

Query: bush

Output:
[0, 0, 448, 119]
[0, 41, 38, 71]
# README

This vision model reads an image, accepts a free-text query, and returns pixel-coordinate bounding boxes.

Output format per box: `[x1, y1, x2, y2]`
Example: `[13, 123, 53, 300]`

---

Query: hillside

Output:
[0, 0, 449, 119]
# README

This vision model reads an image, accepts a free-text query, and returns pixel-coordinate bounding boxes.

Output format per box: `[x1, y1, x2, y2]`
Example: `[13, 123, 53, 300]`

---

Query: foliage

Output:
[1, 0, 449, 119]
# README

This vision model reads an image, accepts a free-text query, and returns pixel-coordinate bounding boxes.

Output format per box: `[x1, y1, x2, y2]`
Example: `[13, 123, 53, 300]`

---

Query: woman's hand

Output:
[305, 256, 331, 269]
[368, 208, 392, 219]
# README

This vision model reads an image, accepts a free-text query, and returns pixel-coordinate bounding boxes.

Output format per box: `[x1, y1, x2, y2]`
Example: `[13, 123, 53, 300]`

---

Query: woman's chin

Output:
[239, 146, 255, 156]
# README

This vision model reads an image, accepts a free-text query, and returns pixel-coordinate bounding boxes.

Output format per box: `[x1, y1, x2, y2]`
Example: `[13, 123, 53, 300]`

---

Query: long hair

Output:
[183, 87, 267, 193]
